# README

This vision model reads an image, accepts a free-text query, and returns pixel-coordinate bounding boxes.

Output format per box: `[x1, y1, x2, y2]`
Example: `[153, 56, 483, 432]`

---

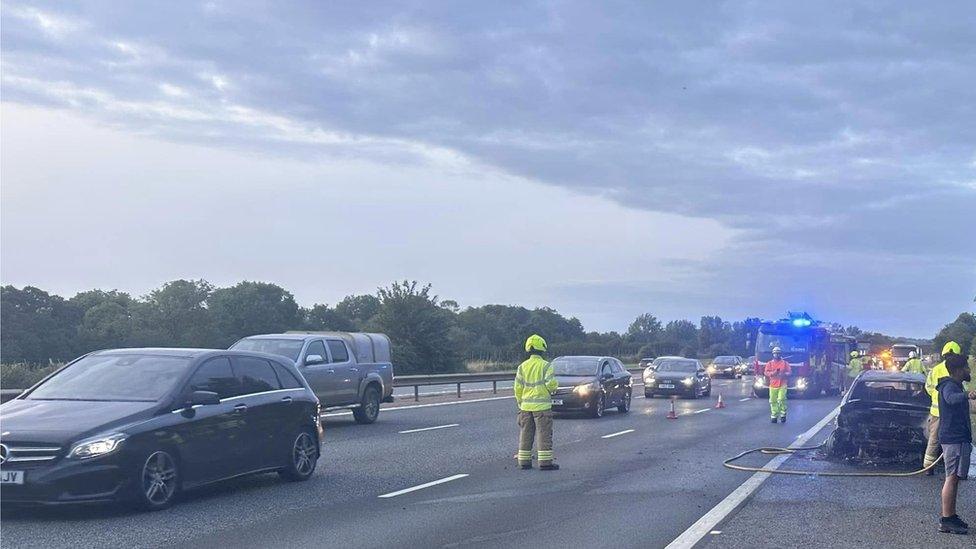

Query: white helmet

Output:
[908, 351, 917, 358]
[772, 346, 782, 354]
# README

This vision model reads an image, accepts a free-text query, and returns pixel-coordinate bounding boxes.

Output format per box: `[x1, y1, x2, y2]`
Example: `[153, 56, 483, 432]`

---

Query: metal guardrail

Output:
[0, 368, 648, 404]
[394, 368, 645, 401]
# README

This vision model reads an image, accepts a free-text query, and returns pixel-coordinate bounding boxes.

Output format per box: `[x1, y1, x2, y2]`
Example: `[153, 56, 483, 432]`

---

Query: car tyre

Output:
[136, 449, 180, 511]
[353, 385, 381, 424]
[279, 429, 319, 482]
[825, 429, 855, 460]
[617, 390, 632, 413]
[703, 383, 712, 397]
[644, 390, 654, 399]
[590, 393, 605, 418]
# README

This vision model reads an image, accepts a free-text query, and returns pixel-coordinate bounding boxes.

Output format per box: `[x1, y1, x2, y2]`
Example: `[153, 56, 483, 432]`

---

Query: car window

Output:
[28, 354, 193, 402]
[601, 362, 612, 376]
[187, 357, 240, 399]
[327, 340, 349, 362]
[611, 359, 624, 374]
[306, 340, 328, 363]
[233, 356, 282, 394]
[231, 338, 305, 362]
[272, 362, 303, 390]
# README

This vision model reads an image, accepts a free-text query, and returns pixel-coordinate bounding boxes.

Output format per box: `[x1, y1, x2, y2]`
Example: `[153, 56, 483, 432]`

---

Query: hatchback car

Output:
[549, 356, 632, 418]
[643, 357, 711, 398]
[707, 356, 744, 379]
[0, 348, 322, 510]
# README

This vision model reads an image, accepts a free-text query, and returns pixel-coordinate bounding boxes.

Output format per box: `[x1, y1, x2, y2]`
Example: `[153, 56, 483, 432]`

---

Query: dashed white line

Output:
[693, 408, 711, 414]
[399, 424, 459, 434]
[739, 398, 751, 402]
[378, 474, 469, 498]
[601, 429, 635, 439]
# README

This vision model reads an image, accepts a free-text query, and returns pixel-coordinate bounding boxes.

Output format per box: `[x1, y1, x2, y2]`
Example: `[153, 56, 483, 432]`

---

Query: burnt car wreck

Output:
[825, 371, 929, 463]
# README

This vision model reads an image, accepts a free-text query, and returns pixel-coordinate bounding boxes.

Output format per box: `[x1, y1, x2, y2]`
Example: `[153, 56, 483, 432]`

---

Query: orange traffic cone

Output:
[715, 393, 726, 409]
[666, 396, 678, 419]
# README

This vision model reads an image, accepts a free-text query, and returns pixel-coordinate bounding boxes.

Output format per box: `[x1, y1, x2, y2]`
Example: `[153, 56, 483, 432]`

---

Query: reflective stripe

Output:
[522, 397, 554, 403]
[519, 378, 551, 387]
[515, 376, 526, 386]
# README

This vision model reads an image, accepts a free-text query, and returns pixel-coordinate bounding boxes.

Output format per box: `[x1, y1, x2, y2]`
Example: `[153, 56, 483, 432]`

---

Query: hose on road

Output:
[724, 436, 944, 477]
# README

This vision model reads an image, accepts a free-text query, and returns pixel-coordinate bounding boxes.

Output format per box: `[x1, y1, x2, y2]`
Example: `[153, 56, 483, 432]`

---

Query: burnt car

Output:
[825, 371, 928, 462]
[549, 356, 632, 418]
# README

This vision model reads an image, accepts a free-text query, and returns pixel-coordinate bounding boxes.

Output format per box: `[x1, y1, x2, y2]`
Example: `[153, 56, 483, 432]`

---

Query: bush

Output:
[1, 362, 61, 389]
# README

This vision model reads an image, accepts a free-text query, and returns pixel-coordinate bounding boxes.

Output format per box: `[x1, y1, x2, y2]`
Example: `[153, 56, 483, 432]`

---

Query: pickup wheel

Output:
[353, 385, 381, 424]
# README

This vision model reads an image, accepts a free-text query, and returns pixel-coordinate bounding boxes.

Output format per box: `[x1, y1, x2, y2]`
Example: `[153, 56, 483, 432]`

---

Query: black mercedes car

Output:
[707, 356, 744, 379]
[643, 357, 711, 399]
[549, 356, 632, 418]
[0, 348, 322, 510]
[825, 371, 929, 462]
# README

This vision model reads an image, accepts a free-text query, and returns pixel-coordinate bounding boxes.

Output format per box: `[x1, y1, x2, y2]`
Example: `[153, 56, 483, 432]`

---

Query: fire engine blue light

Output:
[792, 318, 811, 327]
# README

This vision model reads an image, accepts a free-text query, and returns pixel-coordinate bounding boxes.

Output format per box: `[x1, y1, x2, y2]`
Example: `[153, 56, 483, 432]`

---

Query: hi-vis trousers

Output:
[517, 410, 554, 466]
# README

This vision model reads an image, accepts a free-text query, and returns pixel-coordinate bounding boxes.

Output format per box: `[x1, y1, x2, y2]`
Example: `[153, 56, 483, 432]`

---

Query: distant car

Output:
[707, 356, 744, 379]
[0, 349, 322, 510]
[549, 356, 632, 418]
[643, 357, 711, 399]
[638, 357, 656, 369]
[745, 356, 757, 375]
[825, 371, 928, 462]
[231, 332, 393, 424]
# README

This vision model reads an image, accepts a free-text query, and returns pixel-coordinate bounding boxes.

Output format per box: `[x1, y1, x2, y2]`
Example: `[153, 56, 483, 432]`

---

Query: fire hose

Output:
[724, 436, 945, 477]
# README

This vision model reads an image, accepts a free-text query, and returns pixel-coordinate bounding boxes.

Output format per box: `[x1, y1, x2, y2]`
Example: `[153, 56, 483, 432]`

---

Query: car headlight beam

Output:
[682, 377, 694, 386]
[68, 433, 126, 459]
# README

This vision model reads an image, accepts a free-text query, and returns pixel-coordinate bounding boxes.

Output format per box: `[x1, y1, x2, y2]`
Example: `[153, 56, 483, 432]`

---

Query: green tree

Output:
[334, 294, 381, 329]
[368, 281, 460, 374]
[627, 313, 663, 344]
[304, 304, 357, 332]
[208, 281, 303, 346]
[70, 290, 140, 352]
[932, 312, 976, 357]
[662, 319, 699, 357]
[141, 279, 217, 347]
[0, 286, 82, 363]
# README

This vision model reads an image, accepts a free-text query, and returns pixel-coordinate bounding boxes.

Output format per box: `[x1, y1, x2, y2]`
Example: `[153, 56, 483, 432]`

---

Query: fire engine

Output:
[752, 313, 850, 398]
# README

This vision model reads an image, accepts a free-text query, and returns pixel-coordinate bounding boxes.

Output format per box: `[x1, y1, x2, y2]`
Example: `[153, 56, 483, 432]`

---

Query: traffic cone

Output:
[715, 393, 726, 409]
[666, 396, 678, 419]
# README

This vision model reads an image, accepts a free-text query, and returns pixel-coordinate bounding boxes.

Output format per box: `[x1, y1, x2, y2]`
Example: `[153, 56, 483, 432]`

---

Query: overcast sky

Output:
[2, 1, 974, 337]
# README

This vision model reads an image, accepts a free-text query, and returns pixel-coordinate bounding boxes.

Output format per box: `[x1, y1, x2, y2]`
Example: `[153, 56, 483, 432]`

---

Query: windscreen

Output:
[28, 354, 192, 402]
[849, 380, 928, 406]
[890, 347, 914, 358]
[231, 338, 304, 362]
[756, 332, 809, 361]
[653, 359, 698, 373]
[712, 356, 736, 365]
[551, 357, 599, 376]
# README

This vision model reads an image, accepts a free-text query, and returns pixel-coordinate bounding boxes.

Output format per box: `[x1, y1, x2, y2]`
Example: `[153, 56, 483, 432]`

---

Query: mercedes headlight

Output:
[707, 365, 716, 373]
[574, 382, 599, 396]
[68, 433, 126, 459]
[796, 377, 808, 390]
[682, 377, 694, 386]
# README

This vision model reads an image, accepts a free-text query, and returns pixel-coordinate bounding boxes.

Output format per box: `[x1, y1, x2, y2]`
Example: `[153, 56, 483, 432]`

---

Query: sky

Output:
[1, 1, 974, 338]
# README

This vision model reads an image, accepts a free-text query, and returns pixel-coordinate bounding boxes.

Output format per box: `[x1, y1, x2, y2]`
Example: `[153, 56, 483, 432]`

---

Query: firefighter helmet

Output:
[524, 334, 547, 353]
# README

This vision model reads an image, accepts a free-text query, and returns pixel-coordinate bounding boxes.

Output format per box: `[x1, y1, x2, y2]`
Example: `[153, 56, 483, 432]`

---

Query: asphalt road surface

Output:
[2, 378, 969, 548]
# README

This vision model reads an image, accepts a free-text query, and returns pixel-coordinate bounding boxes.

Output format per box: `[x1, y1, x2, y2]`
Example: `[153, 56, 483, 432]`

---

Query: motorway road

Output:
[0, 378, 911, 549]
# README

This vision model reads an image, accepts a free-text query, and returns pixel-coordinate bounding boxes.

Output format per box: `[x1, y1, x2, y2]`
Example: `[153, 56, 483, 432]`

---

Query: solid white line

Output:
[693, 408, 711, 414]
[321, 395, 514, 417]
[601, 429, 635, 439]
[399, 424, 459, 434]
[739, 398, 751, 402]
[378, 474, 469, 498]
[664, 405, 840, 549]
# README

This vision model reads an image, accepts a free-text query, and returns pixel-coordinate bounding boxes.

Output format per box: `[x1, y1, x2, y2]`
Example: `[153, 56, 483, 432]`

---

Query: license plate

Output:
[659, 383, 674, 389]
[0, 470, 24, 485]
[551, 399, 563, 405]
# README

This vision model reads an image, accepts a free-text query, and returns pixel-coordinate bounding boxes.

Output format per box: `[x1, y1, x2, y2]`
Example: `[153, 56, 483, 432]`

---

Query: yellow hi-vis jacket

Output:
[901, 358, 925, 375]
[847, 358, 863, 377]
[925, 360, 949, 417]
[515, 354, 557, 412]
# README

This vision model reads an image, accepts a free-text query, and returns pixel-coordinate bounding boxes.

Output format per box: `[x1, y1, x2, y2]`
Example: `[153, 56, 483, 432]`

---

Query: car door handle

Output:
[281, 396, 293, 403]
[234, 403, 248, 413]
[327, 369, 335, 374]
[349, 367, 359, 372]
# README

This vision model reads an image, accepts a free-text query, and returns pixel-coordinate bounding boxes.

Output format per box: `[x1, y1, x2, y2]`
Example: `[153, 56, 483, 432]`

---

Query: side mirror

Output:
[187, 390, 220, 406]
[305, 354, 325, 366]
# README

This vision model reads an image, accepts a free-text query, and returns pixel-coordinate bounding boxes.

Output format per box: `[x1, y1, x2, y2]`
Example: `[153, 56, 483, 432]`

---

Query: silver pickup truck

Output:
[230, 331, 394, 424]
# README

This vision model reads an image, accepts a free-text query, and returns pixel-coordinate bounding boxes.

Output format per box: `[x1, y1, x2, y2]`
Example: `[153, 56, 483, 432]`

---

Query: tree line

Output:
[3, 280, 966, 375]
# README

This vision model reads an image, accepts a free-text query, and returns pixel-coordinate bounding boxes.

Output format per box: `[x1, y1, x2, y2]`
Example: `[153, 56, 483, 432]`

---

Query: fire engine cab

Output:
[752, 313, 849, 398]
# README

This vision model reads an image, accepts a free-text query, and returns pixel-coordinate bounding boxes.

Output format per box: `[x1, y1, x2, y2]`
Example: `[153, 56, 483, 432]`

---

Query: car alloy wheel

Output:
[292, 432, 317, 476]
[141, 450, 178, 509]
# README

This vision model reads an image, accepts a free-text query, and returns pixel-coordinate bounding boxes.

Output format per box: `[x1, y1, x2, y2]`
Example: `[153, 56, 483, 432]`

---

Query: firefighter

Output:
[845, 351, 863, 392]
[764, 347, 791, 423]
[902, 351, 926, 375]
[514, 334, 559, 471]
[923, 341, 961, 474]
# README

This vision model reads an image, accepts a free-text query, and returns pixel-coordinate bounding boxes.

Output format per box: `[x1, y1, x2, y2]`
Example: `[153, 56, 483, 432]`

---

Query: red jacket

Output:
[764, 359, 792, 389]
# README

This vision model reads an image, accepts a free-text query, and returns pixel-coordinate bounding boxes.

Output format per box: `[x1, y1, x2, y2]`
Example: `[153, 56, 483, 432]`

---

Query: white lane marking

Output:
[664, 405, 840, 549]
[693, 409, 711, 414]
[970, 444, 975, 478]
[378, 474, 469, 498]
[739, 398, 751, 402]
[601, 429, 635, 439]
[399, 424, 459, 434]
[321, 395, 514, 417]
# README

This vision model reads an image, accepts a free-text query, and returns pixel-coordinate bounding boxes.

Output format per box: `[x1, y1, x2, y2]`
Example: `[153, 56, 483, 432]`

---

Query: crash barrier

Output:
[724, 441, 945, 477]
[394, 368, 646, 401]
[0, 389, 21, 404]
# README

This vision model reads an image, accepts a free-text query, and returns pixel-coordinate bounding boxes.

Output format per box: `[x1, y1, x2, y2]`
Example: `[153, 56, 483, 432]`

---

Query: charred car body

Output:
[825, 371, 929, 462]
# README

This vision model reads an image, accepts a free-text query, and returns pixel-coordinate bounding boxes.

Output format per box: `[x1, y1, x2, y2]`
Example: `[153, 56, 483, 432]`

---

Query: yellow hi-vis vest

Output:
[925, 360, 949, 417]
[515, 354, 557, 412]
[901, 358, 925, 375]
[847, 358, 863, 377]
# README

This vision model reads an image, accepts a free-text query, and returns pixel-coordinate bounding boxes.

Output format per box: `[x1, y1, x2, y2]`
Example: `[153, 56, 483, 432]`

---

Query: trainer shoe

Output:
[539, 463, 560, 471]
[939, 516, 968, 534]
[950, 515, 969, 529]
[518, 462, 532, 470]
